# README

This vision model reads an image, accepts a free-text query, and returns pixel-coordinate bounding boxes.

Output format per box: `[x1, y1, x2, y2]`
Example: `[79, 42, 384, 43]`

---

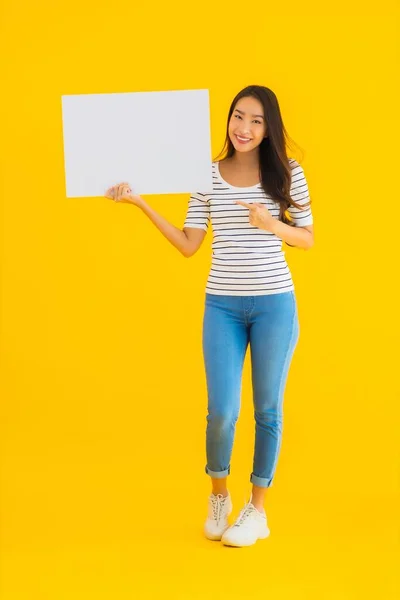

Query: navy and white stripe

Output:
[183, 159, 313, 296]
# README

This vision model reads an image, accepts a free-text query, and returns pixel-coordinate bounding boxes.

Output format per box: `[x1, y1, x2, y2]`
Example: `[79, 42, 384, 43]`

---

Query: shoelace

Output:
[210, 494, 227, 523]
[233, 502, 257, 527]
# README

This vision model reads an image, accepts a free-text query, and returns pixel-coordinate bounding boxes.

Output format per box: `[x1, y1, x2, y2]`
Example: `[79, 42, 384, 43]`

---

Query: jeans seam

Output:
[243, 296, 255, 326]
[264, 292, 298, 483]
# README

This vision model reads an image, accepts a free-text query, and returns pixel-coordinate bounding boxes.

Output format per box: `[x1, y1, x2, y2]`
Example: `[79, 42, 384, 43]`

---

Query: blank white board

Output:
[61, 89, 213, 198]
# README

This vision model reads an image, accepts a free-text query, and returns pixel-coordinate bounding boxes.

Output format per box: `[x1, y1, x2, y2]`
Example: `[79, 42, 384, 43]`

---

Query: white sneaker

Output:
[221, 501, 270, 547]
[204, 493, 233, 541]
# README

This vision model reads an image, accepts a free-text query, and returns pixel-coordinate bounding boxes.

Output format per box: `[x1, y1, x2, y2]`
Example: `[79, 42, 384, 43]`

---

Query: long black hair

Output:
[214, 85, 311, 226]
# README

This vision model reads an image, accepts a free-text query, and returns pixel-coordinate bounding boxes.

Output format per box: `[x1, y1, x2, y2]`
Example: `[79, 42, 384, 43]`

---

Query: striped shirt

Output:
[183, 159, 313, 296]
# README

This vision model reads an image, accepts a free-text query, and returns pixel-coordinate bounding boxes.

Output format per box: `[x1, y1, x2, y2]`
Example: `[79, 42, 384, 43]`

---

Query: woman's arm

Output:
[271, 222, 314, 250]
[138, 199, 207, 257]
[235, 200, 314, 250]
[105, 183, 208, 257]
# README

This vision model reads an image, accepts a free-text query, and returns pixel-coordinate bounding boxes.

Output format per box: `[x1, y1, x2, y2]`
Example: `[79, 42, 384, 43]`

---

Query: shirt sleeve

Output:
[183, 192, 210, 232]
[287, 162, 314, 227]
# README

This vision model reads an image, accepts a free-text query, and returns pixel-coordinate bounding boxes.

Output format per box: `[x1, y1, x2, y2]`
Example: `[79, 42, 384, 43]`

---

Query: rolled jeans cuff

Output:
[205, 466, 230, 478]
[250, 473, 274, 488]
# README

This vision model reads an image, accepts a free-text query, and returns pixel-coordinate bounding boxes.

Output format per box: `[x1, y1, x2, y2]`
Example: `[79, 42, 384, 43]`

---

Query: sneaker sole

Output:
[204, 525, 230, 541]
[222, 528, 270, 547]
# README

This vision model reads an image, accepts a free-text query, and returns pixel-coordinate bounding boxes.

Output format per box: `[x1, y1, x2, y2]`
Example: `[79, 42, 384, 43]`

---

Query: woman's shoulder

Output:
[213, 157, 300, 169]
[288, 158, 306, 174]
[288, 157, 299, 169]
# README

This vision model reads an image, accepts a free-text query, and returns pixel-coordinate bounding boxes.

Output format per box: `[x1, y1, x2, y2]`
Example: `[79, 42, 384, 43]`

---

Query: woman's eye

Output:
[234, 115, 262, 124]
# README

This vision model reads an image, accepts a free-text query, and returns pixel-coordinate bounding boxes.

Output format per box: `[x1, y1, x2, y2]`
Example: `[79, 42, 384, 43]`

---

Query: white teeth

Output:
[237, 135, 251, 141]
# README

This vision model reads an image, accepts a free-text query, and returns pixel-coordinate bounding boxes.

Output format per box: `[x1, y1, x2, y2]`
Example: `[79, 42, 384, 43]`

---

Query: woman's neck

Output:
[229, 151, 260, 170]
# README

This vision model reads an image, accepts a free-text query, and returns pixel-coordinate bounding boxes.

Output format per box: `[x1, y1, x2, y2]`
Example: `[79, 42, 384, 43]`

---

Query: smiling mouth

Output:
[235, 135, 252, 143]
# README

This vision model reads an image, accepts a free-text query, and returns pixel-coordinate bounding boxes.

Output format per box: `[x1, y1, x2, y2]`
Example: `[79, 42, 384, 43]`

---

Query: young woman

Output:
[105, 85, 314, 548]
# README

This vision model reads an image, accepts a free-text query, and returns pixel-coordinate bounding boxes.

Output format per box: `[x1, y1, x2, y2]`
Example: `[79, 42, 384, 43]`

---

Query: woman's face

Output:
[228, 96, 267, 154]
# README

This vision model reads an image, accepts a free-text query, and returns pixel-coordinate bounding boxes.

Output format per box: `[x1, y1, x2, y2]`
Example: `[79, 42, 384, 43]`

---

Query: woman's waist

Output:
[210, 250, 288, 265]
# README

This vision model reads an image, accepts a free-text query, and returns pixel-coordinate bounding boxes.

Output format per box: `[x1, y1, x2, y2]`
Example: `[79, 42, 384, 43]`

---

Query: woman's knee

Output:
[206, 410, 239, 432]
[254, 407, 283, 429]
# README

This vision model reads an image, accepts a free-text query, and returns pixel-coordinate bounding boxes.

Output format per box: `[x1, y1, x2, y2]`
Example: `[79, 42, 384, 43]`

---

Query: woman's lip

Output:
[235, 135, 252, 143]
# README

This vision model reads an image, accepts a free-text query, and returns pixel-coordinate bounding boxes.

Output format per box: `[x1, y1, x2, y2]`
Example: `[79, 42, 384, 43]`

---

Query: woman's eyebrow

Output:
[234, 109, 264, 119]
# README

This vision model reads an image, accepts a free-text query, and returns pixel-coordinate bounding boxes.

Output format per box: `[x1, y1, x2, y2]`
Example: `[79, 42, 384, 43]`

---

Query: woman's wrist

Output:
[135, 196, 146, 210]
[268, 217, 280, 235]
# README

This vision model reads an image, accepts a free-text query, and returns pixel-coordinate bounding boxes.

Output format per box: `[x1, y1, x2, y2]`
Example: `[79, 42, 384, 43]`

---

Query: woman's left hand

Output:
[235, 201, 277, 233]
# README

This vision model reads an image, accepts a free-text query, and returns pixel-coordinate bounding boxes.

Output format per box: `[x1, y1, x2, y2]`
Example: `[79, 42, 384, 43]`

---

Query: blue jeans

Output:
[202, 291, 299, 488]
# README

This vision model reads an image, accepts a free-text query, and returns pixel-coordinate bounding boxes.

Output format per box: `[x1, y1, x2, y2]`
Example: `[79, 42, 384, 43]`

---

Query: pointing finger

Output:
[235, 200, 253, 209]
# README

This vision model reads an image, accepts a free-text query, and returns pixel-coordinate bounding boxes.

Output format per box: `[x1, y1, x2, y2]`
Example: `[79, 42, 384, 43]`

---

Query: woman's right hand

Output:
[105, 182, 143, 207]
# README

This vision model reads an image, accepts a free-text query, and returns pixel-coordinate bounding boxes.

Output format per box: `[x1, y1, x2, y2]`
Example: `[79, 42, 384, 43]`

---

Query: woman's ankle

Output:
[211, 476, 229, 498]
[212, 490, 229, 498]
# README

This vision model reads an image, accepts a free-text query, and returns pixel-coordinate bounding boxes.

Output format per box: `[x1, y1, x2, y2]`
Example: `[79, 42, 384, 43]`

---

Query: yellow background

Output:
[1, 1, 399, 598]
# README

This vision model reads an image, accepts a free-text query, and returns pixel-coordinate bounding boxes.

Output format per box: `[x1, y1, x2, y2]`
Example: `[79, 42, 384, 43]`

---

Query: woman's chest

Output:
[209, 192, 279, 213]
